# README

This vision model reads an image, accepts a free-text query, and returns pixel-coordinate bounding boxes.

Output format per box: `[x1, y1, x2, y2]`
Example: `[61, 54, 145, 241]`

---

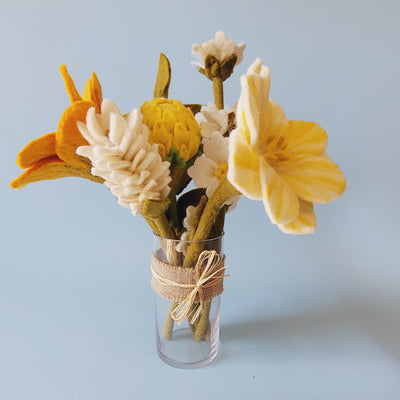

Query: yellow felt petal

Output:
[278, 199, 316, 234]
[227, 129, 262, 200]
[56, 101, 94, 169]
[259, 158, 299, 224]
[82, 72, 102, 112]
[238, 59, 288, 149]
[284, 120, 327, 155]
[280, 154, 347, 204]
[59, 64, 82, 104]
[16, 132, 56, 169]
[10, 157, 103, 189]
[242, 61, 270, 147]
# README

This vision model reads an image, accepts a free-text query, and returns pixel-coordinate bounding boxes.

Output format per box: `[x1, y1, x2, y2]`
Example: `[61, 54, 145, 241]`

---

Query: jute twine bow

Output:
[151, 250, 228, 325]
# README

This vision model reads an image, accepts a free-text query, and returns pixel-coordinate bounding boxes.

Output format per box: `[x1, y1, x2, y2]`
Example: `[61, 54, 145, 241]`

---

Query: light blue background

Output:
[1, 0, 400, 399]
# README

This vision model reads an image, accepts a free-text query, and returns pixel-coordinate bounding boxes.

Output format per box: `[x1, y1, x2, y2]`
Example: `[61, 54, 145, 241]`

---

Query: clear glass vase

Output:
[152, 234, 224, 368]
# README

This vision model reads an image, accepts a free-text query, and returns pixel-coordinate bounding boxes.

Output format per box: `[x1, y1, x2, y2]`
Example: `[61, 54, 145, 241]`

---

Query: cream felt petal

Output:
[100, 99, 121, 129]
[203, 133, 229, 165]
[227, 129, 262, 200]
[195, 104, 228, 139]
[85, 108, 110, 145]
[176, 205, 199, 254]
[192, 31, 246, 68]
[187, 157, 217, 188]
[278, 199, 316, 234]
[279, 155, 347, 204]
[259, 159, 299, 224]
[187, 130, 235, 202]
[284, 120, 328, 155]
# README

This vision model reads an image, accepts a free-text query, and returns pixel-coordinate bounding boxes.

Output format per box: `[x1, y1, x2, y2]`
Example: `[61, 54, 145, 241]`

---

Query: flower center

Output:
[214, 162, 228, 179]
[261, 134, 289, 166]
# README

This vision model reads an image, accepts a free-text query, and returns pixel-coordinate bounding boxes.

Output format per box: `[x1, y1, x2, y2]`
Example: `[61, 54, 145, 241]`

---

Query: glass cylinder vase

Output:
[152, 234, 224, 369]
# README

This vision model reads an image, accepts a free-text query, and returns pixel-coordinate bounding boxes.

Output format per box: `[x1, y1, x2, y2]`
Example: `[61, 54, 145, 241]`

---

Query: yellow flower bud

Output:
[141, 98, 201, 162]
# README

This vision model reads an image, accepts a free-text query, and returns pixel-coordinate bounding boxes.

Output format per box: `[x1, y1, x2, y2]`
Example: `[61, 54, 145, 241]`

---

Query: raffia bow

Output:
[151, 250, 228, 325]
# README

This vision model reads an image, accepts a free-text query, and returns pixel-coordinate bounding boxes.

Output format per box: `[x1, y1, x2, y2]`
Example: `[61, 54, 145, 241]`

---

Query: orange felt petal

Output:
[10, 156, 103, 189]
[82, 72, 102, 112]
[16, 132, 57, 169]
[56, 100, 94, 169]
[59, 64, 82, 104]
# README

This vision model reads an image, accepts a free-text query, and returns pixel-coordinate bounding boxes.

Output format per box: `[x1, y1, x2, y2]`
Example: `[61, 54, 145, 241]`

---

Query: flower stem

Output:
[194, 301, 212, 340]
[213, 76, 224, 110]
[163, 301, 177, 339]
[183, 178, 240, 268]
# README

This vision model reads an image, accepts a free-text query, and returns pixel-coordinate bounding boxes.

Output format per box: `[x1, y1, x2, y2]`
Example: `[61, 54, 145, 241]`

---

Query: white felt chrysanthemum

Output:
[187, 132, 239, 209]
[195, 104, 228, 139]
[192, 31, 246, 69]
[76, 99, 171, 215]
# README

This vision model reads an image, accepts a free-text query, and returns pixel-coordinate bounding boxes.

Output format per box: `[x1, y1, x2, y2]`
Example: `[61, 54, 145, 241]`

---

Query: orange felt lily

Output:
[10, 65, 104, 189]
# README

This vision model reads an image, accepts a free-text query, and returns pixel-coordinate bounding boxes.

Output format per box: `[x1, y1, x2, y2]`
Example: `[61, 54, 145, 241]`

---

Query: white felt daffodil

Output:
[228, 59, 346, 234]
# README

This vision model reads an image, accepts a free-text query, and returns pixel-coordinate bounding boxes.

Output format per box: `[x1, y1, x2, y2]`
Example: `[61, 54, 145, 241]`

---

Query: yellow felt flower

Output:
[228, 59, 346, 234]
[10, 65, 104, 189]
[140, 98, 201, 162]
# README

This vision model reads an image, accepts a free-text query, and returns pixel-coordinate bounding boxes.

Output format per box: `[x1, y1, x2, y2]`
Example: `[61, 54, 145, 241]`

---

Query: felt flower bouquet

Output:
[11, 32, 346, 367]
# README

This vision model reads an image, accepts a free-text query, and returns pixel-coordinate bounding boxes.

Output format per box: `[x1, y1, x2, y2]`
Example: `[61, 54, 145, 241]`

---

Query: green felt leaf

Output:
[153, 53, 171, 98]
[204, 55, 220, 80]
[185, 104, 202, 115]
[220, 54, 238, 81]
[166, 147, 186, 168]
[226, 111, 236, 136]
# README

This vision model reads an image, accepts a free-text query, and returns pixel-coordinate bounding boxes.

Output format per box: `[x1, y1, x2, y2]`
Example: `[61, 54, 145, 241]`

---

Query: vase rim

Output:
[152, 231, 224, 244]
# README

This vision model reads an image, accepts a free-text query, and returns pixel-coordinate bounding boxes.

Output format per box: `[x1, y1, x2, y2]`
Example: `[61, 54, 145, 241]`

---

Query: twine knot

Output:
[151, 250, 228, 325]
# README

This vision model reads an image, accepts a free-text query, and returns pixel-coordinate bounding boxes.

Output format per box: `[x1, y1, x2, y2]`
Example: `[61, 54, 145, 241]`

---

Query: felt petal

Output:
[278, 199, 316, 234]
[237, 60, 288, 150]
[86, 107, 109, 145]
[227, 128, 262, 200]
[203, 132, 228, 165]
[241, 59, 270, 147]
[56, 101, 95, 169]
[187, 157, 217, 188]
[284, 120, 328, 155]
[82, 72, 103, 112]
[279, 155, 347, 204]
[59, 65, 82, 104]
[16, 132, 56, 169]
[10, 156, 103, 189]
[101, 99, 122, 129]
[259, 158, 299, 224]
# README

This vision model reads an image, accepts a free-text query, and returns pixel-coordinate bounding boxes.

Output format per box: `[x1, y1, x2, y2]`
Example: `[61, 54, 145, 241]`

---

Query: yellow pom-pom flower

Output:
[140, 99, 201, 163]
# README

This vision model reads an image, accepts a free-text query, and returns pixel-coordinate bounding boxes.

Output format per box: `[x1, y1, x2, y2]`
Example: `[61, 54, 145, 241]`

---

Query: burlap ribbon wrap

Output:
[151, 250, 227, 324]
